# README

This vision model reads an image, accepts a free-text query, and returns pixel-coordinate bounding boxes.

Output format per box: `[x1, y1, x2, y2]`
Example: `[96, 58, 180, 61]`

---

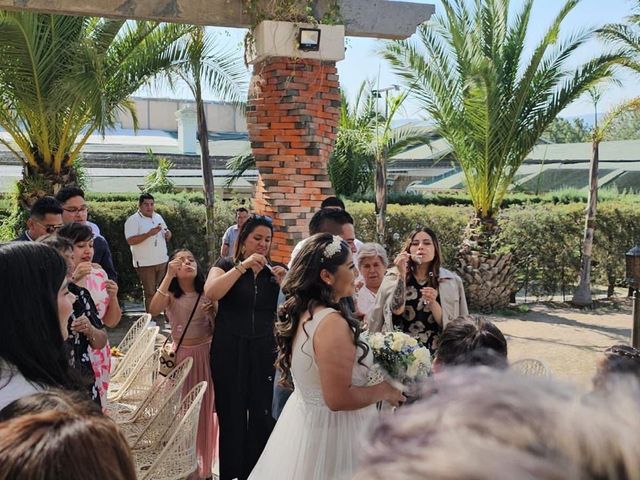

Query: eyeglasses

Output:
[36, 221, 63, 234]
[63, 205, 88, 213]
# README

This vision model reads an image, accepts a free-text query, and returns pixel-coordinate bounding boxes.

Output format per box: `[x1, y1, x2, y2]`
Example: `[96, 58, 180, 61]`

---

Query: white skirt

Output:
[249, 390, 376, 480]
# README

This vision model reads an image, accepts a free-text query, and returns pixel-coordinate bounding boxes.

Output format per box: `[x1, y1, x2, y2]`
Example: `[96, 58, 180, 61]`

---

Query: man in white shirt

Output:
[124, 193, 172, 313]
[220, 207, 249, 257]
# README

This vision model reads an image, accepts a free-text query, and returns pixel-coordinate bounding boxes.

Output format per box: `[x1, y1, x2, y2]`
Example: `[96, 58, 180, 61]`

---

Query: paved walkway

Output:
[112, 298, 636, 391]
[489, 298, 634, 388]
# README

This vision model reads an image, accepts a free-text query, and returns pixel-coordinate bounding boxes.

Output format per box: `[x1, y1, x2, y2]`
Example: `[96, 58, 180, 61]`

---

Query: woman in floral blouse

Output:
[369, 227, 468, 356]
[43, 230, 107, 406]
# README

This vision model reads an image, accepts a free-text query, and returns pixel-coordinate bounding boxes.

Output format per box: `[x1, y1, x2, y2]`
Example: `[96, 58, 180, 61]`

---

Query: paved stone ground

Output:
[112, 298, 636, 391]
[109, 297, 634, 479]
[488, 298, 634, 389]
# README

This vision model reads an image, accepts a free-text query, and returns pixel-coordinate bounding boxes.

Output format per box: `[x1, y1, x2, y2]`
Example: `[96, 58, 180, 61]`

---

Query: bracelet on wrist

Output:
[156, 288, 170, 297]
[234, 262, 247, 274]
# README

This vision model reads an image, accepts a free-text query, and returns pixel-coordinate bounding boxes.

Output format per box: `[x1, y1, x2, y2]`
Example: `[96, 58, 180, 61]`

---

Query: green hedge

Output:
[88, 198, 236, 298]
[2, 194, 639, 301]
[347, 202, 472, 268]
[346, 187, 640, 208]
[347, 201, 640, 300]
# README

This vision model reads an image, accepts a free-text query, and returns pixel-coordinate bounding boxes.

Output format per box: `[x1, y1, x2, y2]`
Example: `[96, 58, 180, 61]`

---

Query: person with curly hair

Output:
[249, 233, 404, 480]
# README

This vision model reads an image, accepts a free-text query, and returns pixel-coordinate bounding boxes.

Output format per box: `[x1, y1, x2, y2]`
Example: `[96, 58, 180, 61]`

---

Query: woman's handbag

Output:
[158, 293, 202, 377]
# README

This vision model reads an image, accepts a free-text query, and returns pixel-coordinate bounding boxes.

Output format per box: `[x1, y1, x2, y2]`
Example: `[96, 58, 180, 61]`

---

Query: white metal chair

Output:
[133, 382, 208, 480]
[111, 313, 152, 374]
[107, 348, 160, 404]
[108, 357, 193, 441]
[510, 358, 552, 377]
[109, 326, 158, 395]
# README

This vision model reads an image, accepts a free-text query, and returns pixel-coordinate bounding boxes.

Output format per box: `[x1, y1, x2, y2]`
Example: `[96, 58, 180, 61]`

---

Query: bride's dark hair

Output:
[275, 232, 369, 388]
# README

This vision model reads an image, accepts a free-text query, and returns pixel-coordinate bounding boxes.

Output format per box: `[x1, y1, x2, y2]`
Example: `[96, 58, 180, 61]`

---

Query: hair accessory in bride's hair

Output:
[322, 235, 343, 260]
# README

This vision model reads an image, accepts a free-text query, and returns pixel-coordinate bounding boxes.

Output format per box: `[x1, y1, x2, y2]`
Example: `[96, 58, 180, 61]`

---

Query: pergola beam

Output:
[0, 0, 434, 39]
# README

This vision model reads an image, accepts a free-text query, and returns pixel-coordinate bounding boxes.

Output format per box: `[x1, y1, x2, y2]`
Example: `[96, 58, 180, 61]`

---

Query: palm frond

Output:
[0, 11, 195, 177]
[383, 0, 620, 219]
[225, 149, 255, 186]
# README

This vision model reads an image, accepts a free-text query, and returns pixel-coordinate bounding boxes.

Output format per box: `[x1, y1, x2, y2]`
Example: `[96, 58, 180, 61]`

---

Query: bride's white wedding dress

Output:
[249, 307, 376, 480]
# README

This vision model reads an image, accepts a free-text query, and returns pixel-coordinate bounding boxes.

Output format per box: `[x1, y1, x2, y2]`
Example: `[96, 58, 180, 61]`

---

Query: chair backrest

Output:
[116, 313, 152, 355]
[139, 382, 208, 480]
[510, 358, 552, 377]
[109, 348, 160, 403]
[111, 326, 158, 385]
[128, 357, 193, 444]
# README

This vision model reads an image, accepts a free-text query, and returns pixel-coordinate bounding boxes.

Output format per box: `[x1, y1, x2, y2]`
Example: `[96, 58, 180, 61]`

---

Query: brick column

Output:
[247, 58, 340, 263]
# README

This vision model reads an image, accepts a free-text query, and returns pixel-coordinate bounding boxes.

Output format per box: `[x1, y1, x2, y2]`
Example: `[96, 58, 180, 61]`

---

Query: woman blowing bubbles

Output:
[205, 215, 286, 480]
[369, 227, 468, 355]
[149, 249, 217, 480]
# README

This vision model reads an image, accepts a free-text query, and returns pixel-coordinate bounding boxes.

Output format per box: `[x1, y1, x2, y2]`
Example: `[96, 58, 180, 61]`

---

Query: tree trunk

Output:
[196, 87, 216, 265]
[456, 216, 516, 311]
[374, 159, 387, 245]
[572, 140, 599, 306]
[18, 162, 78, 209]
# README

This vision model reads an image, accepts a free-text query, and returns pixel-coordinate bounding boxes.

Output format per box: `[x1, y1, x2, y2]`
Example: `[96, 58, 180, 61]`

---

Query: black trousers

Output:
[211, 331, 276, 480]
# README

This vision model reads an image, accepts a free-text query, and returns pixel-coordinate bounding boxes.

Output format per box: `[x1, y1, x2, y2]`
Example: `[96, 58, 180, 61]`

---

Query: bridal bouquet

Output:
[365, 331, 431, 386]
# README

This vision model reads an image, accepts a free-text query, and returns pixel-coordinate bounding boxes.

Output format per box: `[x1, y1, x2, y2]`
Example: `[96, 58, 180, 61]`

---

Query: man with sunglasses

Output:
[55, 186, 118, 281]
[14, 196, 64, 242]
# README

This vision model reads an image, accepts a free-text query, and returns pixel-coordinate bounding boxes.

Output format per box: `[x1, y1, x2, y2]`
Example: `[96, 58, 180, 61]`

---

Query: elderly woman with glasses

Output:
[205, 215, 287, 480]
[355, 243, 388, 325]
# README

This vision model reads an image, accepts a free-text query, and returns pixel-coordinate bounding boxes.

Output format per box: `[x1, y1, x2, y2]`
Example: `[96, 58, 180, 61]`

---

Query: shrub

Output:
[346, 188, 640, 208]
[85, 198, 235, 298]
[497, 204, 584, 300]
[592, 203, 640, 296]
[347, 201, 471, 269]
[2, 193, 638, 302]
[143, 152, 176, 194]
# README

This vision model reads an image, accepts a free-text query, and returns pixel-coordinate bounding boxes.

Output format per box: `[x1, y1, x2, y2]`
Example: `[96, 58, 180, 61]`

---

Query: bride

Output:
[249, 233, 404, 480]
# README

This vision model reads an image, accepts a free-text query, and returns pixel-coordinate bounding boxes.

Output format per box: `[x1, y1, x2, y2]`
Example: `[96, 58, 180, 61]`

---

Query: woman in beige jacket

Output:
[368, 227, 468, 355]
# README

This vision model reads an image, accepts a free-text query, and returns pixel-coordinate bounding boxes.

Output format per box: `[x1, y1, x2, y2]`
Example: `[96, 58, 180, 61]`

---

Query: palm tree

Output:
[383, 0, 622, 310]
[0, 12, 192, 204]
[328, 83, 379, 197]
[159, 27, 247, 262]
[600, 0, 640, 72]
[366, 92, 432, 243]
[226, 82, 430, 216]
[572, 96, 640, 306]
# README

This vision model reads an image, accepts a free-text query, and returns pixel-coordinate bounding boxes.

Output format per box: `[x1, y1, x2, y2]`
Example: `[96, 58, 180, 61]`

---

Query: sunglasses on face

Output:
[36, 221, 63, 234]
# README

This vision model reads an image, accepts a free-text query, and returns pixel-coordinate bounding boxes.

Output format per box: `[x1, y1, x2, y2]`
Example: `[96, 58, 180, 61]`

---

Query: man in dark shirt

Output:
[14, 196, 64, 242]
[55, 186, 118, 281]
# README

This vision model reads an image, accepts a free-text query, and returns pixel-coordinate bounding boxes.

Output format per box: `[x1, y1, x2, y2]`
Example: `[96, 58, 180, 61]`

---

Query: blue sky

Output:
[140, 0, 640, 120]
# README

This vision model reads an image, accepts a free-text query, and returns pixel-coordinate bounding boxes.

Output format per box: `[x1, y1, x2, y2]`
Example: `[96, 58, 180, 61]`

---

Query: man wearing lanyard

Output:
[124, 193, 171, 316]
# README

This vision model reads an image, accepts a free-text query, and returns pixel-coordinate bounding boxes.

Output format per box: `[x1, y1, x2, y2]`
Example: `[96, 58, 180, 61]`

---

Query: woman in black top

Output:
[205, 216, 286, 480]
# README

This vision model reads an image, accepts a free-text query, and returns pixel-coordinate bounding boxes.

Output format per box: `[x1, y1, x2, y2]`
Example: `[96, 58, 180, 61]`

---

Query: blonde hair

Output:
[355, 368, 640, 480]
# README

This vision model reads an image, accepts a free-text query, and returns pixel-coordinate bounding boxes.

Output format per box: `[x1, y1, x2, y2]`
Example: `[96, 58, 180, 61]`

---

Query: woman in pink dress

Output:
[58, 223, 122, 407]
[150, 249, 217, 480]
